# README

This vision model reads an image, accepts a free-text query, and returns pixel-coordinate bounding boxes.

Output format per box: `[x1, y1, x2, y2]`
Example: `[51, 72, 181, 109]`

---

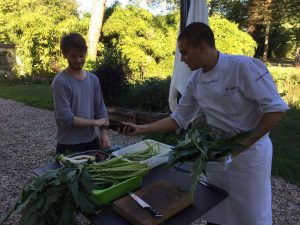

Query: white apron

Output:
[202, 135, 273, 225]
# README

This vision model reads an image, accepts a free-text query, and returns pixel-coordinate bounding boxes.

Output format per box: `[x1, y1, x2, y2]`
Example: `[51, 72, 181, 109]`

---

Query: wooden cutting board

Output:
[113, 179, 193, 225]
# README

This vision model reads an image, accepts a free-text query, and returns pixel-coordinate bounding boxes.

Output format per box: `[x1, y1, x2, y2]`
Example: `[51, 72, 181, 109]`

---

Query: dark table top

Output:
[88, 165, 227, 225]
[33, 160, 228, 225]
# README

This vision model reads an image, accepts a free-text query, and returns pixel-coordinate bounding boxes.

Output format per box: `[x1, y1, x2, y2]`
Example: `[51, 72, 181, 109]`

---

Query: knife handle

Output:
[146, 207, 163, 218]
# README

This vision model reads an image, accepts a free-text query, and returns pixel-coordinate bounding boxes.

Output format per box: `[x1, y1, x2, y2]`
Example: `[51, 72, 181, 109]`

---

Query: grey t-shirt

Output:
[51, 70, 108, 145]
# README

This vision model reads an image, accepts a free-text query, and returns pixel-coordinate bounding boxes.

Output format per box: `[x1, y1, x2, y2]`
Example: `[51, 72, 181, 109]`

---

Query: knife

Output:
[198, 180, 225, 193]
[128, 192, 163, 218]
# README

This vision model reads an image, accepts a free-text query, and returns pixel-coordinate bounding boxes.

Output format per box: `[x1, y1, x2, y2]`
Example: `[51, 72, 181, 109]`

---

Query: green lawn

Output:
[270, 108, 300, 185]
[0, 83, 299, 186]
[0, 83, 53, 110]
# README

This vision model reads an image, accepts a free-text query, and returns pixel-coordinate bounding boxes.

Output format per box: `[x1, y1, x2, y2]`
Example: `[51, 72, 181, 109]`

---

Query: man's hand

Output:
[230, 112, 286, 157]
[118, 122, 140, 135]
[94, 118, 109, 127]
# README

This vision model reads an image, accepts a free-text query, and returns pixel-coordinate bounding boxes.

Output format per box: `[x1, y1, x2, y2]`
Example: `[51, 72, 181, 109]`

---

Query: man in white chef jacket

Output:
[120, 22, 289, 225]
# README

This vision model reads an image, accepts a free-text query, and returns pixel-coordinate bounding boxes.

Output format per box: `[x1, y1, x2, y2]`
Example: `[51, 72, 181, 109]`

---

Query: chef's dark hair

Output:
[60, 33, 87, 55]
[178, 22, 215, 48]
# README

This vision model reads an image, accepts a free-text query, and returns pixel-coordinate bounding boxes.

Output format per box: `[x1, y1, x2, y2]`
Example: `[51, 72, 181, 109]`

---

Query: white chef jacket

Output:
[170, 52, 289, 225]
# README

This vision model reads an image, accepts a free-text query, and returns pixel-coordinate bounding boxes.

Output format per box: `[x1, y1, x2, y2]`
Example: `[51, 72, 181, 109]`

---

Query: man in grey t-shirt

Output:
[52, 33, 110, 154]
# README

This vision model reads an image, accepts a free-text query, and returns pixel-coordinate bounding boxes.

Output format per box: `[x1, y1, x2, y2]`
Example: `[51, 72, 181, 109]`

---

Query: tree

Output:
[210, 16, 257, 56]
[208, 0, 300, 59]
[144, 0, 179, 11]
[0, 0, 89, 76]
[100, 5, 179, 79]
[246, 0, 273, 60]
[87, 0, 107, 61]
[98, 5, 256, 79]
[269, 0, 300, 57]
[209, 0, 249, 26]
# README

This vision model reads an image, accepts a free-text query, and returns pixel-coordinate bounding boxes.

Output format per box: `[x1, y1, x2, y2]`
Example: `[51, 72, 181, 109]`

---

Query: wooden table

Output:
[34, 161, 228, 225]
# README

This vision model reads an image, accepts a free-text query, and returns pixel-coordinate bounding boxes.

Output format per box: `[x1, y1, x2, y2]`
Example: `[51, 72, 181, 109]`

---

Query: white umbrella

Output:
[168, 0, 209, 112]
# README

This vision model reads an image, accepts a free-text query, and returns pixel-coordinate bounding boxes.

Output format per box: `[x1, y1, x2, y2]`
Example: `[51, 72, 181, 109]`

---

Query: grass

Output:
[270, 108, 300, 185]
[0, 83, 53, 110]
[0, 82, 299, 186]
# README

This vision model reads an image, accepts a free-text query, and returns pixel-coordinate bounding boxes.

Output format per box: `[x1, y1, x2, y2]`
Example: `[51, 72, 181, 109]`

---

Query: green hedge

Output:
[270, 67, 300, 108]
[116, 77, 171, 112]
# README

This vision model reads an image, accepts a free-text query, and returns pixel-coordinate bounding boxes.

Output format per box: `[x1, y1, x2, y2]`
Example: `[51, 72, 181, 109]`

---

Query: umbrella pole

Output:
[180, 0, 191, 32]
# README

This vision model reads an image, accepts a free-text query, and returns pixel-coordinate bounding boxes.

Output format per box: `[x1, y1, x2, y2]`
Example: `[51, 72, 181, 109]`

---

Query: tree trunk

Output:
[88, 0, 107, 61]
[262, 0, 272, 61]
[262, 23, 270, 61]
[246, 0, 273, 59]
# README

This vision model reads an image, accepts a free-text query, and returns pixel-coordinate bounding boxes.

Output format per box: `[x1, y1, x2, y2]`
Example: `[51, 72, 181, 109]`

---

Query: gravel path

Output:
[0, 98, 299, 225]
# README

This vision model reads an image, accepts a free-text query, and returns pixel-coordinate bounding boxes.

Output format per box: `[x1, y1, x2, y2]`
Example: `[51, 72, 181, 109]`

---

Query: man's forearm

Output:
[242, 112, 285, 147]
[73, 116, 109, 128]
[73, 116, 95, 127]
[137, 117, 179, 134]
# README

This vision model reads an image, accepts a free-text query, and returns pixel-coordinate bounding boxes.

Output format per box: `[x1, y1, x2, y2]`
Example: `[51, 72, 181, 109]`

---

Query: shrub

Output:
[100, 5, 178, 79]
[210, 16, 257, 56]
[269, 66, 300, 108]
[93, 49, 129, 106]
[100, 6, 257, 80]
[117, 77, 171, 112]
[0, 0, 89, 76]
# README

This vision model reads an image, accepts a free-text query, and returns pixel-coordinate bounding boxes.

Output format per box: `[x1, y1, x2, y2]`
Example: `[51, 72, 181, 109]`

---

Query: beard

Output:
[68, 61, 84, 70]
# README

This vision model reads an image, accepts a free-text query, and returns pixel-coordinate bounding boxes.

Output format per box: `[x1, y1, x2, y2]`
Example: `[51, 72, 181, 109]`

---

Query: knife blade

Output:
[198, 180, 224, 193]
[128, 192, 163, 218]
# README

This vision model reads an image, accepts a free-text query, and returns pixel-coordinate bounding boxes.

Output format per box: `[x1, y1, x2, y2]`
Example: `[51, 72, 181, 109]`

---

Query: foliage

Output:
[210, 16, 257, 56]
[0, 165, 97, 225]
[271, 0, 300, 24]
[209, 0, 249, 26]
[93, 48, 129, 106]
[144, 0, 179, 11]
[167, 125, 255, 198]
[100, 5, 179, 79]
[100, 5, 256, 80]
[208, 0, 300, 59]
[270, 67, 300, 107]
[0, 0, 89, 76]
[0, 1, 260, 79]
[116, 77, 171, 112]
[269, 23, 299, 58]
